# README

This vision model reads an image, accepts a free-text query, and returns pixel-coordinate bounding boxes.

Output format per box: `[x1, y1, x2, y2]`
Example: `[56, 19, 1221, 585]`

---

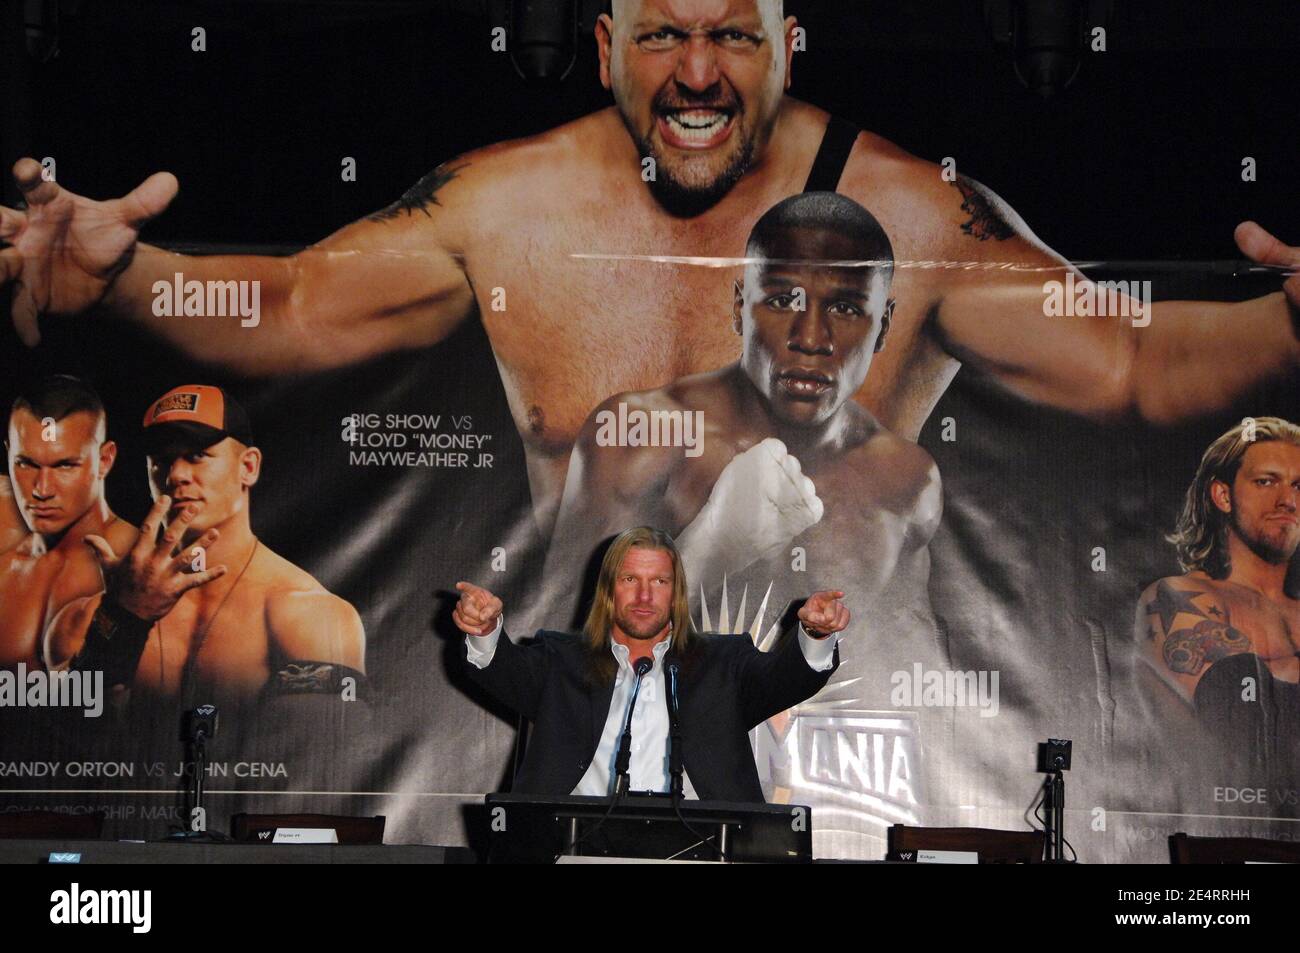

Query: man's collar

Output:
[609, 632, 673, 666]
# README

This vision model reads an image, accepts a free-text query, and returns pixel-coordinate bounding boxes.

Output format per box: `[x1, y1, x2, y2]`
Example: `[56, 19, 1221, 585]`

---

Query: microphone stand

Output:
[612, 660, 651, 797]
[667, 664, 684, 800]
[167, 705, 226, 842]
[667, 663, 725, 862]
[1043, 769, 1069, 863]
[562, 658, 652, 857]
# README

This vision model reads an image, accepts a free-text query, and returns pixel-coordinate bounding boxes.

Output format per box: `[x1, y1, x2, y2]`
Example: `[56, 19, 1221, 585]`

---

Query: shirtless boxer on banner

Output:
[546, 192, 939, 630]
[1, 376, 136, 672]
[545, 191, 944, 804]
[2, 0, 1298, 539]
[44, 385, 367, 712]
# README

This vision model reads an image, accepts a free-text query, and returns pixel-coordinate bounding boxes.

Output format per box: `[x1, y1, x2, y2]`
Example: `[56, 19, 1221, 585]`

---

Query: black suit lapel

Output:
[590, 671, 616, 756]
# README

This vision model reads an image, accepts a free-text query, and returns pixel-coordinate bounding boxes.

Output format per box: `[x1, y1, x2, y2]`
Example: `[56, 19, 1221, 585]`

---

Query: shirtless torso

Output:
[0, 475, 136, 671]
[46, 540, 366, 708]
[455, 104, 995, 527]
[1137, 571, 1300, 703]
[14, 89, 1285, 536]
[547, 366, 941, 650]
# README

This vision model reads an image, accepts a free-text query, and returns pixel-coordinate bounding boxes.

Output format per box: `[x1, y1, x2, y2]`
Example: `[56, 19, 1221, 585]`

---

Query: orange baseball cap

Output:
[141, 385, 254, 454]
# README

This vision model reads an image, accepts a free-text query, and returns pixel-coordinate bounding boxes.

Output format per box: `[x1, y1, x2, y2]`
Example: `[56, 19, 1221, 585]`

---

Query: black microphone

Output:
[664, 661, 722, 860]
[562, 655, 654, 858]
[667, 662, 684, 798]
[613, 656, 654, 797]
[182, 704, 219, 744]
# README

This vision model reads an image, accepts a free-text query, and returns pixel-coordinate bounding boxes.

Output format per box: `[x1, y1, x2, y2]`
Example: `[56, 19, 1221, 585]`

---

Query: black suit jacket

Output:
[464, 624, 838, 802]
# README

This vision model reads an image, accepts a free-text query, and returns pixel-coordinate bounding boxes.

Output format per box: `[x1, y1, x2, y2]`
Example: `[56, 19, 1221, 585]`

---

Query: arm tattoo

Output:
[1162, 619, 1251, 675]
[953, 176, 1014, 242]
[1145, 580, 1251, 675]
[367, 161, 468, 222]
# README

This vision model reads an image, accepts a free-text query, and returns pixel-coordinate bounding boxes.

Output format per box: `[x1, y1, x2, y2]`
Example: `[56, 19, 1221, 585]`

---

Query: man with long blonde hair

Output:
[455, 526, 848, 800]
[1136, 417, 1300, 778]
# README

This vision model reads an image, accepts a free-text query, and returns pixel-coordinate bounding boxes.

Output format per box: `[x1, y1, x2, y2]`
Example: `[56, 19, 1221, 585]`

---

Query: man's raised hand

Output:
[798, 589, 850, 638]
[453, 581, 503, 636]
[1, 158, 178, 347]
[84, 494, 227, 622]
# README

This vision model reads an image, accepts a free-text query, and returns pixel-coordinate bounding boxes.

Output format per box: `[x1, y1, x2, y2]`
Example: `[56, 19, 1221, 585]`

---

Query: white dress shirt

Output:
[465, 617, 841, 798]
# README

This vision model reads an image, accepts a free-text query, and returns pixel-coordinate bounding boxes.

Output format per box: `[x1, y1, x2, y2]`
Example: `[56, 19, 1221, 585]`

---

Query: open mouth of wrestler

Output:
[653, 91, 738, 151]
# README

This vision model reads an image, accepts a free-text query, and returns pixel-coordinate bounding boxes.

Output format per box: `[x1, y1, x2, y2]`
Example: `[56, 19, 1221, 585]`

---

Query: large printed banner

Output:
[1, 1, 1297, 861]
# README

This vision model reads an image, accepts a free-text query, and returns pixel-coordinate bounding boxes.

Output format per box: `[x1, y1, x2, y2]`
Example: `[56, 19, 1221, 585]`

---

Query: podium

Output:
[484, 793, 812, 863]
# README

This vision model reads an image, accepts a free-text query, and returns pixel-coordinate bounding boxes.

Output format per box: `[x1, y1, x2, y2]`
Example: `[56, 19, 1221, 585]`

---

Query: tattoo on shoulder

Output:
[1162, 619, 1251, 676]
[1146, 579, 1214, 635]
[953, 176, 1014, 242]
[1145, 580, 1250, 674]
[368, 161, 468, 222]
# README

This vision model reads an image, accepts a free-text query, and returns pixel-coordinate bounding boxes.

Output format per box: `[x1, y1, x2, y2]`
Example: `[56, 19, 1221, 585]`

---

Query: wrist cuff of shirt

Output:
[464, 616, 503, 670]
[800, 621, 831, 639]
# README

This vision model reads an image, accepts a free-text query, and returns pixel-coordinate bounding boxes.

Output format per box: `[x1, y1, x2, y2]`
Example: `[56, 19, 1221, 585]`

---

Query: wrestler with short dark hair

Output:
[2, 375, 136, 671]
[45, 385, 366, 709]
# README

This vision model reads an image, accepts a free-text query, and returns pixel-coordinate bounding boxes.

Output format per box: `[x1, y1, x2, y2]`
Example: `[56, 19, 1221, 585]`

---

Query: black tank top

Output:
[802, 116, 860, 193]
[1194, 652, 1300, 792]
